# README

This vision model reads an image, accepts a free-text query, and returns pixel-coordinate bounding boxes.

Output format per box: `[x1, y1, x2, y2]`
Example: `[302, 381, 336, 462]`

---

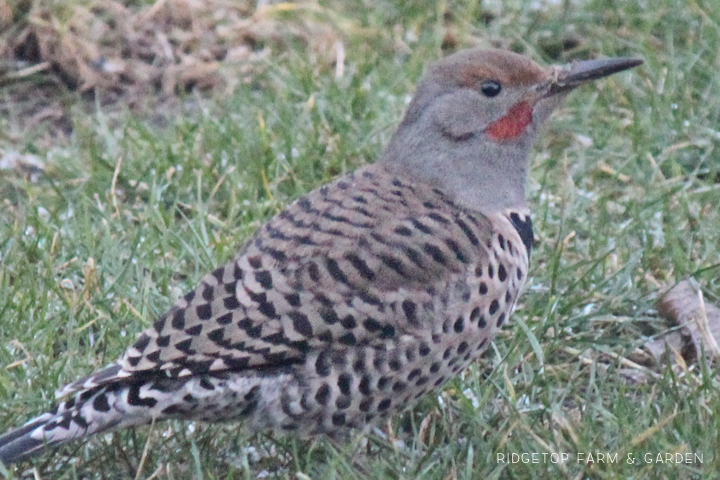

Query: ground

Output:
[1, 0, 719, 479]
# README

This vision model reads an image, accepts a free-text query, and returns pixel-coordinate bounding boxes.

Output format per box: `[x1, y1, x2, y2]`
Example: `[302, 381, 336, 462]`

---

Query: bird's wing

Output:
[57, 164, 492, 397]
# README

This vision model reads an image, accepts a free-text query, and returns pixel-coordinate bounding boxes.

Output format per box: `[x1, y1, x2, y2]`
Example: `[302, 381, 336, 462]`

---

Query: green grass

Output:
[2, 0, 720, 478]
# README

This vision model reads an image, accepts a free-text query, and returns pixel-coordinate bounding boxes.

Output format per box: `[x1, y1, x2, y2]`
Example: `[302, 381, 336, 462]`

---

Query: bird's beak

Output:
[544, 57, 643, 97]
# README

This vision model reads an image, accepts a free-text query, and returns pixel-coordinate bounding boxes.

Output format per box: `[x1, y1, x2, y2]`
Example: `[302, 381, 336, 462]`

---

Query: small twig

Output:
[0, 61, 51, 81]
[111, 156, 123, 217]
[695, 288, 720, 357]
[134, 416, 157, 480]
[335, 40, 345, 79]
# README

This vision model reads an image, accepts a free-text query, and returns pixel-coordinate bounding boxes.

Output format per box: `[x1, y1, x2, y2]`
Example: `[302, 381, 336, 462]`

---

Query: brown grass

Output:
[0, 0, 345, 140]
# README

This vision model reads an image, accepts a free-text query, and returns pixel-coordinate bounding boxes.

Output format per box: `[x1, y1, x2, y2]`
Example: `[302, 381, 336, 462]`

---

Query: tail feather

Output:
[0, 414, 55, 465]
[0, 371, 293, 466]
[0, 384, 151, 466]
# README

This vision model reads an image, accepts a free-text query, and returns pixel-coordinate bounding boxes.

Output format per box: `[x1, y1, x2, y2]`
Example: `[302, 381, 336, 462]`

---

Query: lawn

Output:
[1, 0, 719, 478]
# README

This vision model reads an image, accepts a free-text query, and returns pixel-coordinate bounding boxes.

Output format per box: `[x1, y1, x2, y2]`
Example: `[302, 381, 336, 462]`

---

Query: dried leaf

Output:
[656, 279, 720, 365]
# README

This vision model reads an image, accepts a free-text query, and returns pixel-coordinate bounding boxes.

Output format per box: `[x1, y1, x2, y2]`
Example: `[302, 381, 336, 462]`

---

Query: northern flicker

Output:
[0, 48, 641, 466]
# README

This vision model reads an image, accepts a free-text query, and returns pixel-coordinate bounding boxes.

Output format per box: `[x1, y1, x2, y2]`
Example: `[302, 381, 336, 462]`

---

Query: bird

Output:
[0, 48, 641, 466]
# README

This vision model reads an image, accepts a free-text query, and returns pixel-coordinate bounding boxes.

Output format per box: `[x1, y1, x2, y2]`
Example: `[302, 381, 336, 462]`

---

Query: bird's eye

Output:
[480, 80, 502, 97]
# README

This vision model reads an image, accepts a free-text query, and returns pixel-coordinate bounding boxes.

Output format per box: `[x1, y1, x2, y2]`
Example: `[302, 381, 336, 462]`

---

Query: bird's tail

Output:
[0, 382, 151, 465]
[0, 370, 295, 466]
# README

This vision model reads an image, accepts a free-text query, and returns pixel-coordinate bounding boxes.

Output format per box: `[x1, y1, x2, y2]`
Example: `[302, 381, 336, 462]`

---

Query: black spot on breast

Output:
[359, 375, 372, 395]
[497, 313, 506, 327]
[457, 341, 469, 354]
[363, 318, 381, 332]
[315, 352, 332, 377]
[338, 373, 352, 395]
[389, 358, 402, 371]
[331, 351, 347, 367]
[353, 357, 365, 373]
[509, 212, 534, 256]
[454, 317, 465, 333]
[419, 342, 431, 356]
[380, 325, 395, 338]
[470, 307, 481, 323]
[498, 264, 507, 282]
[402, 300, 417, 324]
[315, 384, 331, 405]
[405, 346, 416, 362]
[341, 315, 357, 329]
[290, 311, 313, 337]
[338, 332, 357, 346]
[336, 396, 351, 410]
[360, 398, 373, 412]
[377, 399, 392, 411]
[489, 300, 499, 315]
[320, 307, 340, 325]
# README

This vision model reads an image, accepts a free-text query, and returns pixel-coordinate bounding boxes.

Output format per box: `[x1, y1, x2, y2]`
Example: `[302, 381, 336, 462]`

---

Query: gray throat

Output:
[379, 120, 533, 215]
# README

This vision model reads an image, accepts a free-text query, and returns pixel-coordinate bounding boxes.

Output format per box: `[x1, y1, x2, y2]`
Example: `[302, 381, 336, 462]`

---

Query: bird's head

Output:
[381, 48, 642, 213]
